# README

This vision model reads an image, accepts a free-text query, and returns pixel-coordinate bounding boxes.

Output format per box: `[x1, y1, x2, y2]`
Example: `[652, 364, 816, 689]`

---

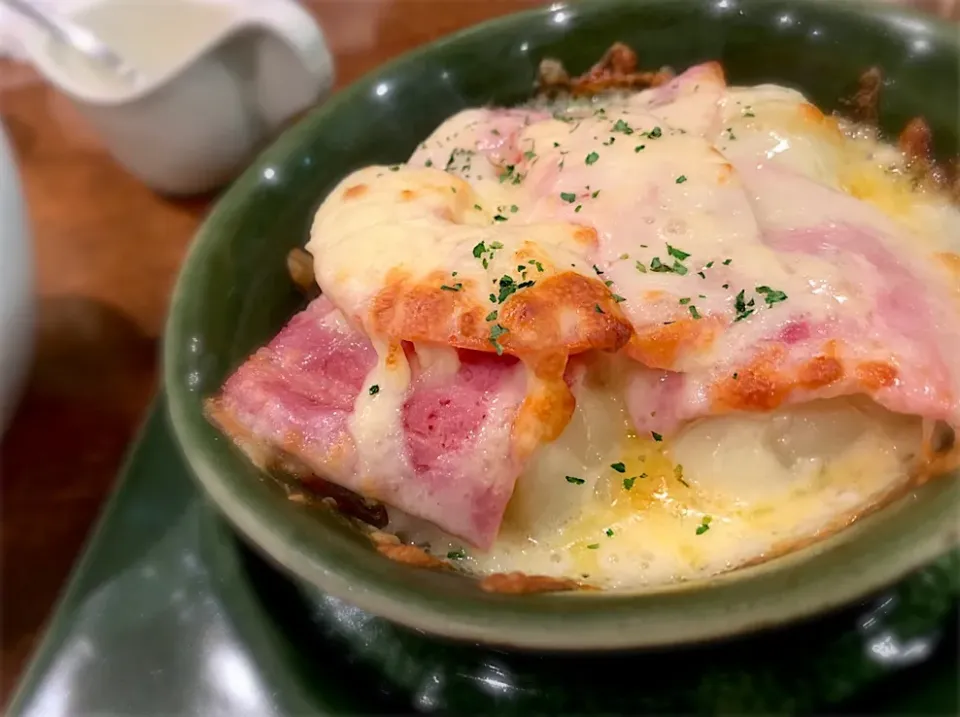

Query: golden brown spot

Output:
[717, 162, 735, 184]
[371, 271, 631, 358]
[400, 188, 417, 201]
[712, 346, 791, 412]
[384, 342, 406, 369]
[369, 531, 400, 546]
[625, 316, 723, 370]
[498, 272, 632, 356]
[572, 226, 599, 246]
[712, 342, 851, 414]
[286, 247, 316, 293]
[513, 370, 576, 460]
[370, 532, 449, 569]
[797, 102, 826, 125]
[855, 360, 898, 390]
[376, 543, 450, 569]
[343, 184, 368, 199]
[479, 572, 583, 594]
[798, 355, 844, 390]
[899, 116, 933, 165]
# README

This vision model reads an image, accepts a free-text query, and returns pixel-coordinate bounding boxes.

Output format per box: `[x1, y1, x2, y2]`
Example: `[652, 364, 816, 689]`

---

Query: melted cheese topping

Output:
[306, 65, 960, 588]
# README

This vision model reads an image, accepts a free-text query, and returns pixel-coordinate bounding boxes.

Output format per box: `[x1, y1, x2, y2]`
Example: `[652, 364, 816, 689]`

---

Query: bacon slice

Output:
[207, 296, 531, 548]
[624, 168, 960, 438]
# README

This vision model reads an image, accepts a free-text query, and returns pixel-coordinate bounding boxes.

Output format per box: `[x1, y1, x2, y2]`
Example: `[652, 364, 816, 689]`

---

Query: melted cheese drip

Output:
[349, 338, 413, 501]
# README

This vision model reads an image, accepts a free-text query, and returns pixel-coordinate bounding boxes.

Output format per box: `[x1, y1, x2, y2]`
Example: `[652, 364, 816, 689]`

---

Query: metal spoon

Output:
[2, 0, 140, 83]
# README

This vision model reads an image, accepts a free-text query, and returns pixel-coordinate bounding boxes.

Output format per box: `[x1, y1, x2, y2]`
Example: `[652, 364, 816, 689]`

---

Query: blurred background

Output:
[0, 0, 956, 705]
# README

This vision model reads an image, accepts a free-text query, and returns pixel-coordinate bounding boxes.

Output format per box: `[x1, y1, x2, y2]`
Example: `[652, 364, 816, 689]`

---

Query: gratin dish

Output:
[165, 0, 960, 650]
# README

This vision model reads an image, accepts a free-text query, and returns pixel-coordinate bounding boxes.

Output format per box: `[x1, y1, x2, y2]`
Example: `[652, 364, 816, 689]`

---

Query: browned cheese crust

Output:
[287, 247, 318, 297]
[369, 532, 451, 570]
[479, 571, 587, 594]
[844, 67, 959, 204]
[537, 41, 674, 95]
[369, 268, 633, 359]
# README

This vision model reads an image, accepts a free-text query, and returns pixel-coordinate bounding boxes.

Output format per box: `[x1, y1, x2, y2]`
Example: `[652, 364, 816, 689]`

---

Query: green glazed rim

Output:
[165, 0, 960, 650]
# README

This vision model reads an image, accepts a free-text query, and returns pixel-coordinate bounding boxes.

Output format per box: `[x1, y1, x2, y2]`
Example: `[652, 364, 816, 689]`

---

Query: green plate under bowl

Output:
[164, 0, 960, 651]
[6, 398, 958, 715]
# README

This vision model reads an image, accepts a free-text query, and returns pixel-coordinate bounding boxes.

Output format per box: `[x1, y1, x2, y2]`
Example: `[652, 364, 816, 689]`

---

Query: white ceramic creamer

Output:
[12, 0, 334, 194]
[0, 120, 33, 434]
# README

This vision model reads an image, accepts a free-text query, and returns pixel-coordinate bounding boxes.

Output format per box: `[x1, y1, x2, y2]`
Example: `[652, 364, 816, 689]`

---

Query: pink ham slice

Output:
[206, 296, 528, 549]
[625, 169, 960, 436]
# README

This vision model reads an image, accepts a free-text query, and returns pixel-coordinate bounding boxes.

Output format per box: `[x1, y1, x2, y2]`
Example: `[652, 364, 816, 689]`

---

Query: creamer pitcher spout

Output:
[5, 0, 334, 195]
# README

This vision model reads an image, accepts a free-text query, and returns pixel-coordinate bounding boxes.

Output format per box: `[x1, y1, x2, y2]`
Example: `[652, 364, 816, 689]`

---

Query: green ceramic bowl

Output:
[165, 0, 960, 651]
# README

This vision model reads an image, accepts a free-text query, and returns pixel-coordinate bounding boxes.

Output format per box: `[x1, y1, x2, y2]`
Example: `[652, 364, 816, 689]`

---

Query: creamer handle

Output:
[239, 0, 335, 89]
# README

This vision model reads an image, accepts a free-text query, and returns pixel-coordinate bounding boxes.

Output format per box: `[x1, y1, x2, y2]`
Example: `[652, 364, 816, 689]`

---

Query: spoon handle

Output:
[2, 0, 76, 46]
[1, 0, 138, 80]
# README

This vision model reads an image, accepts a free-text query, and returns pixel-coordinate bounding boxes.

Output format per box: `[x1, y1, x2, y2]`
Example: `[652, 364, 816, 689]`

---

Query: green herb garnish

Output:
[565, 475, 585, 485]
[497, 275, 517, 303]
[585, 151, 599, 165]
[369, 385, 380, 396]
[610, 462, 626, 473]
[489, 323, 509, 355]
[756, 285, 788, 306]
[733, 289, 756, 322]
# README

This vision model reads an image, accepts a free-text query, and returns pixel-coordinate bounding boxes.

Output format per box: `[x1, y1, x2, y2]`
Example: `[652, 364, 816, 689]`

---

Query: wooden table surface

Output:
[0, 0, 955, 705]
